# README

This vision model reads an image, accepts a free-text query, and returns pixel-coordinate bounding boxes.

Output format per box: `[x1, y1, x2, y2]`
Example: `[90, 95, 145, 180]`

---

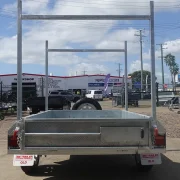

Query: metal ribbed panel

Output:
[25, 133, 148, 147]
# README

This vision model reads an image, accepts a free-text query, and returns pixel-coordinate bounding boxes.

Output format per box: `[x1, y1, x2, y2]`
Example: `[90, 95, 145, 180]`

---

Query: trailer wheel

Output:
[135, 154, 153, 172]
[21, 155, 40, 175]
[72, 98, 102, 110]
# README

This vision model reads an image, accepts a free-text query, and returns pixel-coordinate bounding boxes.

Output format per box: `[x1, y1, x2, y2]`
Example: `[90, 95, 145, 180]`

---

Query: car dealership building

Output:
[0, 73, 132, 96]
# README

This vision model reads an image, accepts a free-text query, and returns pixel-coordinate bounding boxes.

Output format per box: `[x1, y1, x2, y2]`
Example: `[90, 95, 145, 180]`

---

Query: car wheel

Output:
[72, 98, 102, 110]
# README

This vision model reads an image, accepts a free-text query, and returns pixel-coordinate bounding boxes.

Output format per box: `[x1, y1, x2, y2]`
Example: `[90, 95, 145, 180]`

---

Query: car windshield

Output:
[94, 91, 102, 94]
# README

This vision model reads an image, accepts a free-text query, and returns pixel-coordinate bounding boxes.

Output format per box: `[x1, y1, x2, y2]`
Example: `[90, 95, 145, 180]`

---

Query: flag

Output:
[104, 74, 110, 92]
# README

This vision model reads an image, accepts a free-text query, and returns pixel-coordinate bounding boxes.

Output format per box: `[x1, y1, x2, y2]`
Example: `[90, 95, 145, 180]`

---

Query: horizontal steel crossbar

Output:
[48, 49, 125, 52]
[21, 15, 150, 20]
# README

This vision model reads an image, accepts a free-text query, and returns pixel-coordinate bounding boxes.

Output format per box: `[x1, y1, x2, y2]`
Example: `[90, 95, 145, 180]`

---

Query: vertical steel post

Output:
[17, 0, 22, 120]
[140, 30, 144, 96]
[160, 44, 165, 89]
[41, 76, 44, 97]
[45, 40, 49, 111]
[124, 41, 128, 111]
[150, 1, 156, 121]
[0, 81, 2, 102]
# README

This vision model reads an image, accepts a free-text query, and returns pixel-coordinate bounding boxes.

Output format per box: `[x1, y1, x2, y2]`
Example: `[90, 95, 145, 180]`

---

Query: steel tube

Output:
[150, 1, 156, 121]
[17, 0, 22, 120]
[124, 41, 128, 111]
[140, 30, 143, 98]
[22, 15, 150, 20]
[48, 49, 125, 52]
[161, 44, 165, 89]
[45, 41, 48, 111]
[17, 1, 155, 119]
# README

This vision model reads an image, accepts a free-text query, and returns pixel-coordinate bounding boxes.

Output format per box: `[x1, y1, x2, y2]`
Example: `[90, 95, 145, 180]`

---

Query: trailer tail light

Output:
[153, 127, 166, 147]
[8, 128, 20, 148]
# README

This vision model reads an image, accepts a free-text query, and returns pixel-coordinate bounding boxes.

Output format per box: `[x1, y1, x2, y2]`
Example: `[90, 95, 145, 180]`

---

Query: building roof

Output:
[0, 73, 131, 79]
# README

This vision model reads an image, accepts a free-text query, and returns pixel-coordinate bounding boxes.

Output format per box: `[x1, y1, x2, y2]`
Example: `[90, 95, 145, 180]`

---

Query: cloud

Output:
[143, 39, 180, 61]
[129, 59, 172, 83]
[2, 0, 50, 15]
[164, 39, 180, 55]
[129, 60, 151, 73]
[68, 62, 109, 76]
[1, 0, 180, 76]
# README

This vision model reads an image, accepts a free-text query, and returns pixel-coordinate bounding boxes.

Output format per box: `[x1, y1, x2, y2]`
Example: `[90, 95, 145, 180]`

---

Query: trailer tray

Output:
[7, 109, 166, 155]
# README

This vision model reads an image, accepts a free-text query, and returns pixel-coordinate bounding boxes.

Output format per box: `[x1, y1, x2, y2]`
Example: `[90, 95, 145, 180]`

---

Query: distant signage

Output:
[88, 83, 115, 87]
[134, 82, 141, 89]
[95, 78, 119, 83]
[178, 74, 180, 82]
[88, 83, 104, 87]
[14, 78, 34, 81]
[38, 77, 62, 89]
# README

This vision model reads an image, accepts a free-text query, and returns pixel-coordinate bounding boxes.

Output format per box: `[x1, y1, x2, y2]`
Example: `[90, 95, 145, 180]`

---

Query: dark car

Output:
[27, 96, 71, 114]
[49, 90, 80, 102]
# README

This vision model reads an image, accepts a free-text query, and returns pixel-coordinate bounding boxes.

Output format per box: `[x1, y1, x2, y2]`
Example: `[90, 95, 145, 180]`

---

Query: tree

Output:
[128, 70, 151, 91]
[164, 53, 179, 91]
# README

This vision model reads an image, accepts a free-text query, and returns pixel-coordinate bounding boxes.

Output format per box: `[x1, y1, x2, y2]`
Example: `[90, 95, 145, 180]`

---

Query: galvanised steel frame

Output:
[17, 0, 156, 121]
[45, 41, 128, 111]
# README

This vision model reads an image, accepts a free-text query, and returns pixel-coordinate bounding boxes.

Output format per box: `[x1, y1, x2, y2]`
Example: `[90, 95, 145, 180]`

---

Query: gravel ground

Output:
[0, 112, 28, 141]
[129, 107, 180, 138]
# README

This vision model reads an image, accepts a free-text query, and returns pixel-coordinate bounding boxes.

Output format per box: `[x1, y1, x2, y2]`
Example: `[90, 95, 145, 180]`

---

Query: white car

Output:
[158, 91, 175, 105]
[86, 90, 103, 101]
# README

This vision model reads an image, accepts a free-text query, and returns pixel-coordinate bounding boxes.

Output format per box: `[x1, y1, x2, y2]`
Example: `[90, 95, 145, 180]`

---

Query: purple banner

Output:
[104, 74, 111, 92]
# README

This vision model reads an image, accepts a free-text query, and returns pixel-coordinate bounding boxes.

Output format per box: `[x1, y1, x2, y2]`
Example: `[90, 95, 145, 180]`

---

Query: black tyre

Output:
[135, 154, 153, 172]
[21, 155, 40, 175]
[73, 97, 80, 103]
[72, 98, 102, 110]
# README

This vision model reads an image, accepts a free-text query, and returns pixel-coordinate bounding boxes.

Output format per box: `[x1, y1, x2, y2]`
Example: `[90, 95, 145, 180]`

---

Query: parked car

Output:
[86, 90, 103, 101]
[27, 96, 71, 114]
[49, 90, 80, 102]
[158, 91, 175, 105]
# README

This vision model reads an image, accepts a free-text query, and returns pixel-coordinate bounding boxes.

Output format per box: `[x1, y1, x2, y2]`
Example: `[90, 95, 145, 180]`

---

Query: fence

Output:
[112, 82, 180, 107]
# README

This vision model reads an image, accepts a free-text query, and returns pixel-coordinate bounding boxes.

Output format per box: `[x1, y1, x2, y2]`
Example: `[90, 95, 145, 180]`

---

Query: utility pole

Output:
[135, 29, 146, 93]
[82, 69, 87, 75]
[116, 63, 122, 77]
[157, 43, 167, 90]
[0, 81, 2, 102]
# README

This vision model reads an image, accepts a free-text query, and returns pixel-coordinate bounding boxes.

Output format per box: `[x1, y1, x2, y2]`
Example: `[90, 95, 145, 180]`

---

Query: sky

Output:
[0, 0, 180, 84]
